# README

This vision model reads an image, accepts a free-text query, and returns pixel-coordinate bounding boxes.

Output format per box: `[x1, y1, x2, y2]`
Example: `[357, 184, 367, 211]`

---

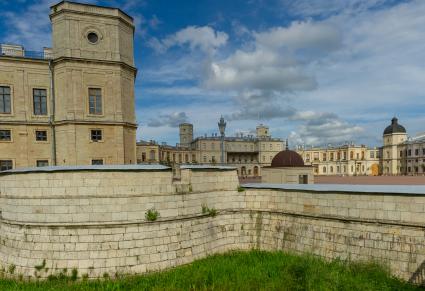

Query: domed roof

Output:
[383, 117, 406, 135]
[271, 150, 305, 167]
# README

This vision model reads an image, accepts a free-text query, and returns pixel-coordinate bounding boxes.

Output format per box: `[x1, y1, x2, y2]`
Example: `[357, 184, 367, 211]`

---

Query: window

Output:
[323, 153, 327, 161]
[370, 151, 375, 159]
[299, 175, 308, 184]
[91, 159, 104, 165]
[415, 149, 419, 156]
[90, 129, 102, 142]
[408, 149, 412, 156]
[399, 151, 402, 158]
[0, 86, 11, 114]
[35, 130, 47, 141]
[149, 150, 156, 161]
[33, 89, 47, 115]
[36, 160, 49, 167]
[0, 160, 12, 171]
[88, 88, 102, 115]
[423, 148, 425, 155]
[0, 130, 11, 141]
[87, 32, 99, 44]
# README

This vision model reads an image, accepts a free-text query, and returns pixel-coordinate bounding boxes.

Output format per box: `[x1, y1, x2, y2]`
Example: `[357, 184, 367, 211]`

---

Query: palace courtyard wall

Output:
[0, 165, 424, 284]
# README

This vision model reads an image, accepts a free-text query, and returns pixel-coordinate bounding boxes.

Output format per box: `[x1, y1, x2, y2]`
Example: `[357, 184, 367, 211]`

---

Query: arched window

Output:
[330, 166, 333, 173]
[323, 167, 327, 173]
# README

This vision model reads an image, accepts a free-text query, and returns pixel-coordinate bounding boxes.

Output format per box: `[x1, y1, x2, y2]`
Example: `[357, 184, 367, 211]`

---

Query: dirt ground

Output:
[239, 175, 425, 185]
[315, 175, 425, 185]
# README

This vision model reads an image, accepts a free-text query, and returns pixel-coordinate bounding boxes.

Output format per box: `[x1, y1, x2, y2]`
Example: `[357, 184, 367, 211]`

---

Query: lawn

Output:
[0, 250, 421, 290]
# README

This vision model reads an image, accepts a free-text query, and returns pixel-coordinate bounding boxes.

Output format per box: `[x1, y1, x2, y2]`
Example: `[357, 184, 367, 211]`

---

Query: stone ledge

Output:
[242, 183, 425, 196]
[0, 165, 171, 176]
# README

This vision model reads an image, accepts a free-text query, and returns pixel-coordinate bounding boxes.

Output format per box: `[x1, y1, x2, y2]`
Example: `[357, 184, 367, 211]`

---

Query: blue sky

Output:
[1, 0, 424, 147]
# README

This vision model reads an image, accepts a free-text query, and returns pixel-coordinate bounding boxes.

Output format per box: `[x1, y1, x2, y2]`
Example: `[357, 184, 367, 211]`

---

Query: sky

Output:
[1, 0, 425, 148]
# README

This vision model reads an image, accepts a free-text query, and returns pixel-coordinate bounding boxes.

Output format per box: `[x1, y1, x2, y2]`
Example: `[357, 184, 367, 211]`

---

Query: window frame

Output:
[0, 160, 13, 171]
[35, 130, 48, 142]
[0, 129, 12, 142]
[88, 88, 103, 115]
[33, 88, 48, 116]
[90, 129, 103, 142]
[0, 85, 12, 114]
[36, 160, 49, 167]
[91, 159, 104, 165]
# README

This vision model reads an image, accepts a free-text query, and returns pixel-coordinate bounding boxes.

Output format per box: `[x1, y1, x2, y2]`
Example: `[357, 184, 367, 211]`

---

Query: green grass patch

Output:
[0, 250, 421, 290]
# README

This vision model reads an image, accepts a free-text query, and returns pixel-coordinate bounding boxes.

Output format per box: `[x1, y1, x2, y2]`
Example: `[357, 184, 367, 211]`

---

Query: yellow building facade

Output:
[297, 144, 381, 176]
[0, 1, 137, 170]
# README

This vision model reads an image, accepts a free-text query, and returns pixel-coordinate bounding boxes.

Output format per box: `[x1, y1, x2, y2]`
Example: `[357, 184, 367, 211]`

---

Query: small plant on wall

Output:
[145, 208, 160, 221]
[201, 204, 217, 217]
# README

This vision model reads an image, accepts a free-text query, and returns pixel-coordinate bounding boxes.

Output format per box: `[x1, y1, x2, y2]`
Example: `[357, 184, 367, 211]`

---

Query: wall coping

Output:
[0, 164, 171, 176]
[242, 183, 425, 196]
[180, 165, 236, 171]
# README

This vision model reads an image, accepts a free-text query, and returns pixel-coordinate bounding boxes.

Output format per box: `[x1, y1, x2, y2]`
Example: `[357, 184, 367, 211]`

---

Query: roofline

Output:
[50, 1, 134, 21]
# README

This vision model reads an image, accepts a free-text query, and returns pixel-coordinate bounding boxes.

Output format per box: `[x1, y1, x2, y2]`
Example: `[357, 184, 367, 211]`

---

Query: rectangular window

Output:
[91, 159, 104, 165]
[35, 130, 47, 141]
[33, 89, 47, 115]
[408, 149, 412, 156]
[299, 175, 308, 184]
[89, 88, 102, 115]
[415, 149, 419, 156]
[90, 129, 102, 142]
[0, 130, 11, 141]
[0, 86, 11, 114]
[36, 160, 49, 167]
[0, 160, 12, 171]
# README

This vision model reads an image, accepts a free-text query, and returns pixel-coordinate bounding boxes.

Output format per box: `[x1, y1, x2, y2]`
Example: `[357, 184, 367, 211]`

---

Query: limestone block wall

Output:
[1, 166, 425, 284]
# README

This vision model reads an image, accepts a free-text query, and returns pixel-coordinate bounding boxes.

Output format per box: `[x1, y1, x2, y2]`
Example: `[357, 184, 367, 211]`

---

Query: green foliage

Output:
[71, 269, 78, 281]
[0, 251, 421, 290]
[237, 186, 245, 192]
[201, 204, 217, 217]
[145, 208, 160, 222]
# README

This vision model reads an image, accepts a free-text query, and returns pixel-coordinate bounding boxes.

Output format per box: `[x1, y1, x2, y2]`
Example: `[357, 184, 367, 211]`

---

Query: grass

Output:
[0, 250, 421, 291]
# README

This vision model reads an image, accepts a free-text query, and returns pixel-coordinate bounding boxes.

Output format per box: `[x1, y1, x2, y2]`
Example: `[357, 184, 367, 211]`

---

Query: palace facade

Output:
[0, 1, 137, 170]
[136, 122, 284, 177]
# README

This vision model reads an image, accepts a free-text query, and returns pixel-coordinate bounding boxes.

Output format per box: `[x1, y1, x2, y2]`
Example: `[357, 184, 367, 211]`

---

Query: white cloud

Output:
[148, 26, 228, 54]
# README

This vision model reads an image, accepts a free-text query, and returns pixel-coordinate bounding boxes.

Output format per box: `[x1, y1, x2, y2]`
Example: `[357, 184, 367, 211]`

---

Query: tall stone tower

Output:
[382, 117, 407, 175]
[256, 124, 270, 139]
[50, 1, 137, 165]
[179, 123, 193, 147]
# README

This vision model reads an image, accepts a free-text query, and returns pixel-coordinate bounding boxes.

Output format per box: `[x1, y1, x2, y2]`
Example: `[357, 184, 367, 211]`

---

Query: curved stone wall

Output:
[0, 166, 425, 284]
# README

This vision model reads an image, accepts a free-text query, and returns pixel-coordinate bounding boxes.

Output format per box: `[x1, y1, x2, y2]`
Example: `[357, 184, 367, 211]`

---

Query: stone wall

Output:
[0, 166, 425, 284]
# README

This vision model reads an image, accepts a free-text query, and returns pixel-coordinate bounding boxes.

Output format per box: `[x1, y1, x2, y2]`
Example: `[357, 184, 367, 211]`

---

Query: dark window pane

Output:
[0, 160, 13, 171]
[36, 130, 47, 141]
[0, 86, 11, 114]
[91, 129, 102, 142]
[88, 88, 102, 115]
[36, 160, 49, 167]
[33, 89, 47, 115]
[0, 130, 11, 141]
[91, 159, 103, 165]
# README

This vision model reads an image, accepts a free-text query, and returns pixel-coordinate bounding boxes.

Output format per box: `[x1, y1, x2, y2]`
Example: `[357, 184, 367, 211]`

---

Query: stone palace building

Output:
[136, 121, 284, 177]
[0, 1, 137, 170]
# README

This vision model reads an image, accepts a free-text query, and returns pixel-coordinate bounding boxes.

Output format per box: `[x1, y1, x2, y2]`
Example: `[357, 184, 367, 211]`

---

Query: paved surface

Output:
[315, 175, 425, 185]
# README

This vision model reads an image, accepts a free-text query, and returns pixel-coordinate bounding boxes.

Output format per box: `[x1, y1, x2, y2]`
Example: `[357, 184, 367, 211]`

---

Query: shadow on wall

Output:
[410, 261, 425, 286]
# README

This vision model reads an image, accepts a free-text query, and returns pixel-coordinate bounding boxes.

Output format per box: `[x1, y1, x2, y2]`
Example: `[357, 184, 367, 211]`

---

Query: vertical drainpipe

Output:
[49, 60, 57, 166]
